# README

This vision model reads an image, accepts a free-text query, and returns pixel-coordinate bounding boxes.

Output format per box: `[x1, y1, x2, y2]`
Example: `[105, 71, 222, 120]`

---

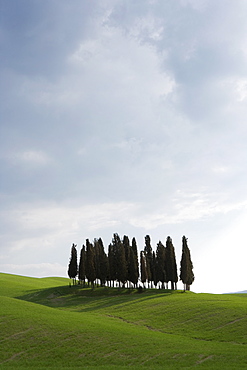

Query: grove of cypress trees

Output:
[67, 243, 78, 285]
[68, 233, 195, 292]
[180, 236, 195, 291]
[165, 236, 178, 290]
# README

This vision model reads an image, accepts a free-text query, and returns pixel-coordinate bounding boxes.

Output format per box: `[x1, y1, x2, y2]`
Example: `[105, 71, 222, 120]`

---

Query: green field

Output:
[0, 273, 246, 369]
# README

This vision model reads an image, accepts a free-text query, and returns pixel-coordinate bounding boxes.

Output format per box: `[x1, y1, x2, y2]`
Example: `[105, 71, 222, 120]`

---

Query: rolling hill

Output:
[0, 272, 246, 369]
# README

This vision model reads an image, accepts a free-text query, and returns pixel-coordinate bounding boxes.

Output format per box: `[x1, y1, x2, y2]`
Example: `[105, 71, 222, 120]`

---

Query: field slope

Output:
[0, 273, 246, 369]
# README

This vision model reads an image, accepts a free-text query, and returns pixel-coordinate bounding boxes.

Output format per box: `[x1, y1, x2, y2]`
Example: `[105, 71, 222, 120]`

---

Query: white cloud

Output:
[3, 149, 53, 168]
[0, 201, 139, 252]
[222, 78, 247, 103]
[68, 20, 175, 105]
[19, 150, 51, 165]
[2, 195, 246, 252]
[179, 0, 207, 11]
[129, 192, 247, 229]
[128, 15, 164, 41]
[17, 74, 83, 108]
[212, 166, 230, 174]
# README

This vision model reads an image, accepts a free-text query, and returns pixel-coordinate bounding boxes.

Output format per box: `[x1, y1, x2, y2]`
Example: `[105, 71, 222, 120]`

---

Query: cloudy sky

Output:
[1, 0, 247, 293]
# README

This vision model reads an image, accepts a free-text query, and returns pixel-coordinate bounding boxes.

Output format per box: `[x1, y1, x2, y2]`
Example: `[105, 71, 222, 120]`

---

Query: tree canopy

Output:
[67, 243, 78, 284]
[180, 236, 195, 291]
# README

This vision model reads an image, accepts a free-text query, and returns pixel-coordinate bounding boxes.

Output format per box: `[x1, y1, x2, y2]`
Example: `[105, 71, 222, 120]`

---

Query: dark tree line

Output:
[67, 234, 194, 291]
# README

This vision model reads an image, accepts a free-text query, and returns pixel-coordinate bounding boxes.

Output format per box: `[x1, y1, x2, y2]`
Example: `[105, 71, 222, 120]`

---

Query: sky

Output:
[1, 0, 247, 294]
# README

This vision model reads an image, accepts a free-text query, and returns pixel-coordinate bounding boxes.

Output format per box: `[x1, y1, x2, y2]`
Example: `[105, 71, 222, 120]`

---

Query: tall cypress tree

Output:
[156, 241, 167, 289]
[113, 233, 127, 287]
[131, 237, 138, 262]
[129, 237, 139, 288]
[97, 237, 108, 287]
[152, 251, 158, 287]
[68, 243, 78, 285]
[78, 245, 86, 286]
[140, 251, 148, 288]
[144, 235, 153, 288]
[122, 235, 131, 287]
[93, 238, 101, 285]
[85, 239, 96, 288]
[108, 242, 116, 287]
[165, 236, 178, 290]
[180, 236, 195, 291]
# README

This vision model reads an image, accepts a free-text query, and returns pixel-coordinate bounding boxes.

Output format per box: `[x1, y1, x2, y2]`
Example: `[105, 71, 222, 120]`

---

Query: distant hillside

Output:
[0, 272, 246, 369]
[224, 290, 247, 294]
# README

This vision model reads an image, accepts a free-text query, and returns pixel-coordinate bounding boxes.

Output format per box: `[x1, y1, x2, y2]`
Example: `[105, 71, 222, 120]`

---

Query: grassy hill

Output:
[0, 273, 246, 369]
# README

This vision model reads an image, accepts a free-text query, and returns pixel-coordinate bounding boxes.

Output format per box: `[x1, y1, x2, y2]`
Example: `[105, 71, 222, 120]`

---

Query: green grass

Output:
[0, 273, 246, 369]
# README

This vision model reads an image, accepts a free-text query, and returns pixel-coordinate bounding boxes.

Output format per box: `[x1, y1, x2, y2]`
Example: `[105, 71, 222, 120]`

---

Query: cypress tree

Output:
[93, 238, 108, 286]
[78, 245, 86, 286]
[129, 237, 139, 288]
[152, 251, 158, 287]
[113, 233, 127, 287]
[97, 237, 108, 287]
[180, 236, 195, 291]
[85, 239, 96, 288]
[156, 241, 167, 289]
[93, 238, 101, 286]
[67, 243, 78, 285]
[165, 236, 178, 290]
[108, 242, 116, 287]
[122, 235, 131, 287]
[144, 235, 153, 288]
[140, 251, 148, 289]
[131, 237, 138, 261]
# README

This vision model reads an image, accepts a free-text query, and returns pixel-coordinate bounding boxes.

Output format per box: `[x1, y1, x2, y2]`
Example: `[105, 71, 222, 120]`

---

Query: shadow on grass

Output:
[16, 284, 187, 312]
